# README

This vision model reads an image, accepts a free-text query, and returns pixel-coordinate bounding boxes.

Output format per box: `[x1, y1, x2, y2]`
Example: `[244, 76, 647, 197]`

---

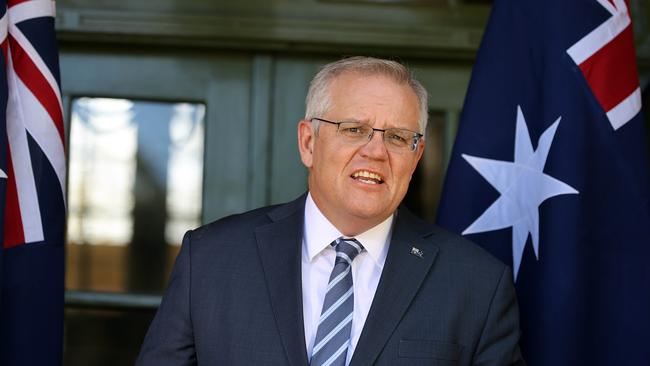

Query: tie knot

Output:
[332, 238, 364, 264]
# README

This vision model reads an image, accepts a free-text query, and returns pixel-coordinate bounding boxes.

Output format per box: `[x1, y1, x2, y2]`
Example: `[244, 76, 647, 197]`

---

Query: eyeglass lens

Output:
[336, 122, 419, 152]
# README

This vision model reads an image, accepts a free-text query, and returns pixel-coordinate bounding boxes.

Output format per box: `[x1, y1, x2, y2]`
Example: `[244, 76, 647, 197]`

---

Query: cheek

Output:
[312, 147, 343, 181]
[311, 145, 327, 169]
[393, 159, 418, 189]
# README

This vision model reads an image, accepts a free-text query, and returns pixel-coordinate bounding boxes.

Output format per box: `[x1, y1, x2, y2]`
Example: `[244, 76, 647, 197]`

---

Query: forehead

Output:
[326, 72, 420, 128]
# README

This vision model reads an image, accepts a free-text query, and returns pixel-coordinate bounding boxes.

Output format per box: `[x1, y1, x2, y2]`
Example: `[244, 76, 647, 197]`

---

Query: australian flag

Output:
[437, 0, 650, 365]
[1, 0, 65, 365]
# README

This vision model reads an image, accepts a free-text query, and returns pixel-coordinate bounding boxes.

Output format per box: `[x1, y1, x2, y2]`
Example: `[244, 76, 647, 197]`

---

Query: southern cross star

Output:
[0, 169, 6, 179]
[462, 106, 578, 280]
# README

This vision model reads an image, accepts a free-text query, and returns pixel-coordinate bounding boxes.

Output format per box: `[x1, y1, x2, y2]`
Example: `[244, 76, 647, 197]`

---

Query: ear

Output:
[411, 138, 425, 173]
[298, 119, 315, 168]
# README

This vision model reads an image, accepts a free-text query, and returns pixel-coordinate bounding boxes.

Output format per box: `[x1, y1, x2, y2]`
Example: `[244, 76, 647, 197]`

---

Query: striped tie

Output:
[310, 238, 364, 366]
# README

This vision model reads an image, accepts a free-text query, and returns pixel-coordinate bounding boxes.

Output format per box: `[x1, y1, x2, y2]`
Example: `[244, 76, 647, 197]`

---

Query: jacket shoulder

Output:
[434, 225, 504, 265]
[187, 194, 306, 243]
[398, 207, 507, 273]
[188, 204, 280, 243]
[414, 222, 510, 282]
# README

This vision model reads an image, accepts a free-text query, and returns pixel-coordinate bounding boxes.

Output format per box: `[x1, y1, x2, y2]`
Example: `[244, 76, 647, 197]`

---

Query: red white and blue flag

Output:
[0, 0, 65, 364]
[437, 0, 650, 364]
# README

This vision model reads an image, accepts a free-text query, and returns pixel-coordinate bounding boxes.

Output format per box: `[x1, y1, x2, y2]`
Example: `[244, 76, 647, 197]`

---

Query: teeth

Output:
[352, 170, 383, 183]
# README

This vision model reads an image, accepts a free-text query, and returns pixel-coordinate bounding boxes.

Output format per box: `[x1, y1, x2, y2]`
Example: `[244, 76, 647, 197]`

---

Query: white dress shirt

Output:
[302, 193, 392, 365]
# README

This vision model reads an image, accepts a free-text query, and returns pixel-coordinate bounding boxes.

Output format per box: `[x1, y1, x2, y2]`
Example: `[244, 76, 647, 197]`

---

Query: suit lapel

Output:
[255, 195, 309, 366]
[350, 208, 439, 366]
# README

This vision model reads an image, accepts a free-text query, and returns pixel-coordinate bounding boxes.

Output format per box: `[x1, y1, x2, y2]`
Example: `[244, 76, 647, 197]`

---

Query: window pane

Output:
[66, 97, 205, 294]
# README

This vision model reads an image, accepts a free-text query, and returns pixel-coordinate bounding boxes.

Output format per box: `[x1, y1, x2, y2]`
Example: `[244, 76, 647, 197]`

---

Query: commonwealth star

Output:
[462, 106, 579, 279]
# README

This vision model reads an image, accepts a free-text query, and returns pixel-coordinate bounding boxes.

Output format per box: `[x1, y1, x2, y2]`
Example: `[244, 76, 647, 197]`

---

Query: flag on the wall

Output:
[437, 0, 650, 365]
[1, 0, 65, 364]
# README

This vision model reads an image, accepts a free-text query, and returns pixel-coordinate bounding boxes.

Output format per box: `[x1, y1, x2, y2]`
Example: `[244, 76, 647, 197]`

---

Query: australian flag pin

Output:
[410, 246, 424, 258]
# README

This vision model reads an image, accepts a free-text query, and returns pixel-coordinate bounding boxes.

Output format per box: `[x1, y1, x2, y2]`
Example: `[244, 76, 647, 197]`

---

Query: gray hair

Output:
[305, 56, 428, 134]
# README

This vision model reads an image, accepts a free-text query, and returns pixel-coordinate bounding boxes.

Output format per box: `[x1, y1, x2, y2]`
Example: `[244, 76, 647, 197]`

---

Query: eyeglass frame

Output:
[310, 117, 424, 152]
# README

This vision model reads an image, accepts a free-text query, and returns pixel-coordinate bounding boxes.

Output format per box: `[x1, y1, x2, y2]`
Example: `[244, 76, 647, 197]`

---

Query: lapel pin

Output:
[410, 246, 424, 258]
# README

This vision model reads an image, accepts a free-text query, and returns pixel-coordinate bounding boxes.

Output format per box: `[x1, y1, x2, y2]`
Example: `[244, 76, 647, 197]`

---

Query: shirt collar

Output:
[303, 193, 393, 269]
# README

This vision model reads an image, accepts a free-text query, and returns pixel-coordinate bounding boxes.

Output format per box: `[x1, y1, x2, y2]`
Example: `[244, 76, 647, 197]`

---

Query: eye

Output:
[339, 123, 369, 137]
[385, 130, 409, 145]
[388, 134, 406, 142]
[343, 127, 363, 134]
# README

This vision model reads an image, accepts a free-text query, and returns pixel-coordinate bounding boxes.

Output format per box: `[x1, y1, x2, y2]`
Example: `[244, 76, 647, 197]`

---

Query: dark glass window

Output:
[66, 97, 205, 294]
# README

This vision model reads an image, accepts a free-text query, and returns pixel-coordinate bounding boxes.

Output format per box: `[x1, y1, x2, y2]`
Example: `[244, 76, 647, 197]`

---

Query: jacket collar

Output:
[255, 194, 309, 366]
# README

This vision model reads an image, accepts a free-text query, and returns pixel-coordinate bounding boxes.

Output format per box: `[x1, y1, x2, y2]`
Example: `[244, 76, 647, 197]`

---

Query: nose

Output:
[358, 131, 389, 160]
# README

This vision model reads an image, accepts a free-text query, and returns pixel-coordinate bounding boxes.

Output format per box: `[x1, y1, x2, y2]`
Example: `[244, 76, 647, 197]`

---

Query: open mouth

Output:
[351, 170, 384, 185]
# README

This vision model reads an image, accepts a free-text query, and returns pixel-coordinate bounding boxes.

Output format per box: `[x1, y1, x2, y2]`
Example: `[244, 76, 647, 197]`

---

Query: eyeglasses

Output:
[310, 117, 423, 153]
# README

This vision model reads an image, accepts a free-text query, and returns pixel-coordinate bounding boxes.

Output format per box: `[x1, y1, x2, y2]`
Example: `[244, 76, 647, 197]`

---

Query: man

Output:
[137, 57, 525, 366]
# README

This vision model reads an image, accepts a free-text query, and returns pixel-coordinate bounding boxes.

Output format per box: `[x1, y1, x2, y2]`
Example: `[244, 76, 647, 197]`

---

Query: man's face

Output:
[298, 72, 425, 235]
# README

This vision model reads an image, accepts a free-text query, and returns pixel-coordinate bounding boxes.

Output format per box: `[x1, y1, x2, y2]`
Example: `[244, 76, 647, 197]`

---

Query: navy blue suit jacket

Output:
[137, 195, 525, 365]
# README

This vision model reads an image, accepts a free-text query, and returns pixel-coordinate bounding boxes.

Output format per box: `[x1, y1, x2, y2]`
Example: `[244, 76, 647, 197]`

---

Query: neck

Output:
[309, 193, 391, 237]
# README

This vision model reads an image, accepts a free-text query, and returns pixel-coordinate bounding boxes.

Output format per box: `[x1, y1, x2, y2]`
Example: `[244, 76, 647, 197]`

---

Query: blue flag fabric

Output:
[437, 0, 650, 365]
[1, 1, 65, 364]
